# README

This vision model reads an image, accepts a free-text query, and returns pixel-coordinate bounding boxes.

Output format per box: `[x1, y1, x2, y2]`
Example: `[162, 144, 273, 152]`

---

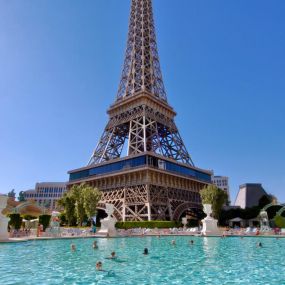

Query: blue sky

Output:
[0, 0, 284, 203]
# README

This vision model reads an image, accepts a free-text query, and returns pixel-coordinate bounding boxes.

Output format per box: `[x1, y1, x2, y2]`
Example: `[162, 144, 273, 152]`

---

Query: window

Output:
[70, 156, 147, 181]
[69, 154, 211, 183]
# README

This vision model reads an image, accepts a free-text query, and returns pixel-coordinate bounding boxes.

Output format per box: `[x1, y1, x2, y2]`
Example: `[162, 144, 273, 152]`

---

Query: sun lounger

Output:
[244, 227, 252, 235]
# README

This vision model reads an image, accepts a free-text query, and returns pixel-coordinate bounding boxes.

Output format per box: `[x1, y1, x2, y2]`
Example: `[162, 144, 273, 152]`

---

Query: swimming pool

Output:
[0, 236, 284, 285]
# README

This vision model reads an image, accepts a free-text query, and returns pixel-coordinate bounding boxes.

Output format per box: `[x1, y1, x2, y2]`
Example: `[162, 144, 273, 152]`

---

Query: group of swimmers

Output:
[72, 239, 194, 250]
[71, 238, 264, 272]
[71, 241, 98, 252]
[70, 240, 150, 271]
[71, 239, 194, 252]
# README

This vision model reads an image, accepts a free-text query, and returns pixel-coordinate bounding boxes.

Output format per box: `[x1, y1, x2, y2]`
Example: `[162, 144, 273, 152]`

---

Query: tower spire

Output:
[88, 0, 194, 166]
[117, 0, 167, 101]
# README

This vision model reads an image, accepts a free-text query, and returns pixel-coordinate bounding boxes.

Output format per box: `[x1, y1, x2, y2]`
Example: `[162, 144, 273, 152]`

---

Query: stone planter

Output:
[201, 204, 221, 236]
[97, 203, 117, 237]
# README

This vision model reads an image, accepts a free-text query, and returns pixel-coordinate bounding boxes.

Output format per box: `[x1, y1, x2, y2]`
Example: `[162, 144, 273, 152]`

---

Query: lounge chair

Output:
[244, 227, 252, 235]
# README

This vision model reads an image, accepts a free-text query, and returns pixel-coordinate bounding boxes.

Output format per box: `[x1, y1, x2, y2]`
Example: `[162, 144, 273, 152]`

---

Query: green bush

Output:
[9, 214, 22, 230]
[274, 215, 285, 228]
[187, 219, 199, 227]
[59, 213, 67, 226]
[115, 221, 182, 229]
[39, 215, 51, 231]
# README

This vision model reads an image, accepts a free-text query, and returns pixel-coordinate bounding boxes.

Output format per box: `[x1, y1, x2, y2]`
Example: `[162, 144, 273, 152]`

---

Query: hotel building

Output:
[23, 182, 67, 211]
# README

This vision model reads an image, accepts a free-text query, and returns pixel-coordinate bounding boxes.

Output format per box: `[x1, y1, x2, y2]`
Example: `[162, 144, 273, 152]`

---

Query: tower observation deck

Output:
[68, 0, 211, 221]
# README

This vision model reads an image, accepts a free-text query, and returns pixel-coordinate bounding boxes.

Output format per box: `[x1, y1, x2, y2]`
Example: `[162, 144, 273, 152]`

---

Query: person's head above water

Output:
[111, 251, 116, 258]
[96, 261, 103, 271]
[70, 244, 76, 251]
[143, 248, 148, 255]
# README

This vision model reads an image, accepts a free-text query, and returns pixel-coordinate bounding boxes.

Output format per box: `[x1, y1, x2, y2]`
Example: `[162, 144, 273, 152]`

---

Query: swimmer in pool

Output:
[93, 241, 98, 249]
[96, 261, 103, 271]
[106, 251, 116, 259]
[70, 243, 76, 252]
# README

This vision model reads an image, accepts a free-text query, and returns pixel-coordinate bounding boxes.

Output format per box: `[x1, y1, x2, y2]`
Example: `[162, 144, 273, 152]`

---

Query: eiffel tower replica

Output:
[68, 0, 211, 221]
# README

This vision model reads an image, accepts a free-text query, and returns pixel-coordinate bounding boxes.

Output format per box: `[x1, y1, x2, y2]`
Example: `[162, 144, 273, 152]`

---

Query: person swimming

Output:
[93, 241, 98, 249]
[70, 243, 76, 252]
[143, 248, 148, 255]
[171, 240, 176, 245]
[106, 251, 116, 259]
[189, 240, 194, 245]
[96, 261, 103, 271]
[257, 242, 262, 247]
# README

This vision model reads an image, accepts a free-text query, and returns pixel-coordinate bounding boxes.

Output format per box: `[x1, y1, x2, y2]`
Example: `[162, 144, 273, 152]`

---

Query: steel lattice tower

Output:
[68, 0, 211, 221]
[88, 0, 193, 166]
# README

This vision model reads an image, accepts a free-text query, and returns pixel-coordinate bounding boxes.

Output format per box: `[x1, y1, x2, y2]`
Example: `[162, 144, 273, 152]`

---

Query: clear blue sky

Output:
[0, 0, 284, 203]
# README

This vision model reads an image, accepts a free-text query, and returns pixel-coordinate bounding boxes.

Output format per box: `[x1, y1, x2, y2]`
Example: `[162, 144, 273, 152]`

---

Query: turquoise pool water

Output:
[0, 236, 284, 285]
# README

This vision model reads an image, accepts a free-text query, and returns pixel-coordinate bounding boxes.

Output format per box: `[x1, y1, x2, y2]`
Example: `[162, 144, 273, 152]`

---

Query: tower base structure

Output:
[68, 153, 211, 221]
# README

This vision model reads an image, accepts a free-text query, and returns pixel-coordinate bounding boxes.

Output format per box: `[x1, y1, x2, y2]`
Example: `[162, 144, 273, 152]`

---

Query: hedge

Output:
[9, 214, 23, 230]
[115, 221, 182, 229]
[39, 215, 51, 231]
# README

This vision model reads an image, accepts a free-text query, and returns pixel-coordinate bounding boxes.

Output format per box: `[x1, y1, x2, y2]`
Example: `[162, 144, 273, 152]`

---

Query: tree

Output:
[18, 191, 26, 202]
[9, 214, 22, 230]
[57, 193, 76, 226]
[200, 185, 228, 219]
[274, 215, 285, 228]
[258, 195, 271, 208]
[83, 185, 102, 219]
[39, 215, 51, 231]
[70, 184, 86, 226]
[59, 212, 67, 226]
[258, 194, 277, 208]
[8, 189, 16, 199]
[57, 183, 102, 227]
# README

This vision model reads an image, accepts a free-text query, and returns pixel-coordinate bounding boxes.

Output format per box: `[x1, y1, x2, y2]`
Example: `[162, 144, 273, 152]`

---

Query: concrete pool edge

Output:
[1, 234, 285, 243]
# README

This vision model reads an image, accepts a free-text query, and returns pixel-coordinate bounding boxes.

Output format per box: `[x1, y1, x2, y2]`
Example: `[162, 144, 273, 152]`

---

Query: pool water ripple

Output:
[0, 236, 285, 285]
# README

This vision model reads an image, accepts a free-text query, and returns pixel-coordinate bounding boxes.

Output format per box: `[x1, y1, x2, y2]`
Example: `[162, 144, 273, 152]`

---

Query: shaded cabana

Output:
[22, 218, 39, 229]
[229, 217, 246, 228]
[3, 198, 48, 217]
[248, 218, 260, 227]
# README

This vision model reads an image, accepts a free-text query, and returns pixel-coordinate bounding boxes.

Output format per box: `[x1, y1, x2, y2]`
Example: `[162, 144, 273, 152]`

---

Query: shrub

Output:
[59, 213, 67, 226]
[115, 221, 182, 229]
[9, 214, 22, 230]
[274, 215, 285, 228]
[39, 215, 51, 231]
[187, 219, 199, 227]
